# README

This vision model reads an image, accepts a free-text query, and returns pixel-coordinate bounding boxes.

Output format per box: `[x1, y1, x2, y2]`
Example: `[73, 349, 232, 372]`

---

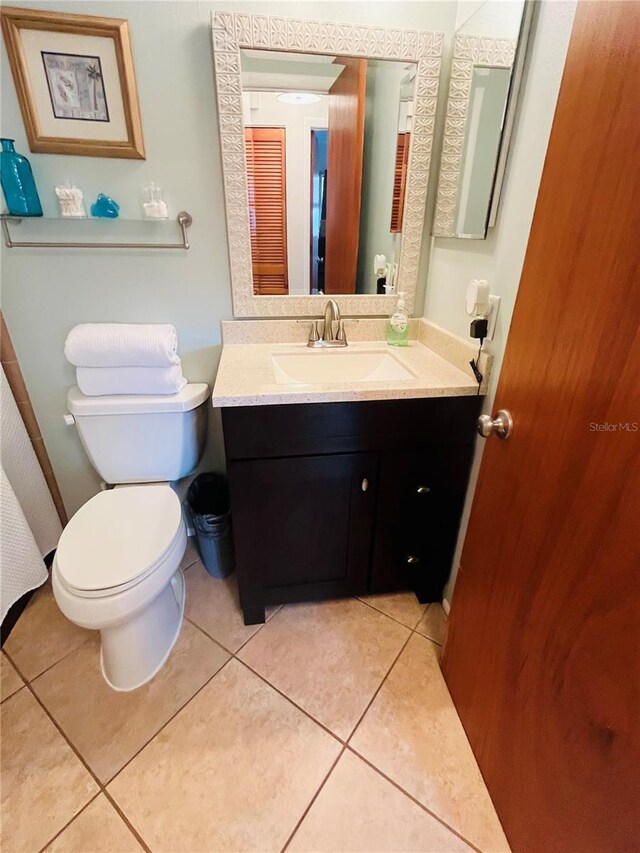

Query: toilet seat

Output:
[56, 485, 183, 598]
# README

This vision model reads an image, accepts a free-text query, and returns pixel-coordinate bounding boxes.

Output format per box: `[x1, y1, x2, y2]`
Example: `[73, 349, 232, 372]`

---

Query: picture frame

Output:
[1, 6, 145, 159]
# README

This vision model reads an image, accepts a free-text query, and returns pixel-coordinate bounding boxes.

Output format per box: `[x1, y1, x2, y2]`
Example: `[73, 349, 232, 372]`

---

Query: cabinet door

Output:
[371, 446, 475, 601]
[229, 452, 377, 611]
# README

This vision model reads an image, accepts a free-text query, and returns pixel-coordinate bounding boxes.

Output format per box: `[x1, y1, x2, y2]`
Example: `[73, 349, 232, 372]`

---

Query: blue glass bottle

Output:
[0, 139, 43, 216]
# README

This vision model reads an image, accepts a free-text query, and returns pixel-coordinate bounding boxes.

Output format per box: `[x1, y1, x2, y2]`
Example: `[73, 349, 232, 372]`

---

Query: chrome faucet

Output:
[302, 299, 348, 348]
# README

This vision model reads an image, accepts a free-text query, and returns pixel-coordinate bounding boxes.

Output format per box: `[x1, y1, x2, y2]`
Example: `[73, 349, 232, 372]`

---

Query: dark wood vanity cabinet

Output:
[221, 397, 481, 624]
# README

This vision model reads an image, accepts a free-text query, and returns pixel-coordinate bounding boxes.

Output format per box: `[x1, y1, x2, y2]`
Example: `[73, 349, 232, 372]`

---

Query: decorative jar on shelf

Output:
[0, 139, 43, 217]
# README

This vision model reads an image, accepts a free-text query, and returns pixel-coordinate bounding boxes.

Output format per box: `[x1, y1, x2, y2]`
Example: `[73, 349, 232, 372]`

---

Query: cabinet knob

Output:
[416, 486, 431, 494]
[406, 555, 420, 564]
[361, 478, 369, 492]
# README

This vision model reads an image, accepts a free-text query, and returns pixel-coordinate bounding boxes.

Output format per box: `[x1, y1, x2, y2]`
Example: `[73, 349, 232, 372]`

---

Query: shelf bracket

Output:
[1, 211, 193, 250]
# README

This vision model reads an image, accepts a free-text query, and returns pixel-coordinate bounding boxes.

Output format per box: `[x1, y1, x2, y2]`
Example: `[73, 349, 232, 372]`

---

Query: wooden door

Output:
[244, 127, 288, 295]
[324, 58, 367, 294]
[229, 453, 377, 622]
[441, 4, 640, 851]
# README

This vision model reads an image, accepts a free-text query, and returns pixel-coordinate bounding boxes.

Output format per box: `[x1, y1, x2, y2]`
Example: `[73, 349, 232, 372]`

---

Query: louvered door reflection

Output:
[390, 132, 410, 233]
[244, 127, 289, 295]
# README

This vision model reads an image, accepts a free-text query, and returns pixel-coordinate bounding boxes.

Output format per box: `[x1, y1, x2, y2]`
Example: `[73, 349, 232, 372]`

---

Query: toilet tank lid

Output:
[68, 383, 209, 416]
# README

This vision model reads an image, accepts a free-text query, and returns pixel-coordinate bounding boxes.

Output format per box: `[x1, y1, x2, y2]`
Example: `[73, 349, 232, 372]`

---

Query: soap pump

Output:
[387, 291, 410, 347]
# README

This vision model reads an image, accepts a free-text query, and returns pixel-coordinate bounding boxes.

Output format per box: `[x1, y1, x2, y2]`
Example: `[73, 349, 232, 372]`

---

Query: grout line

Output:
[234, 657, 346, 746]
[183, 614, 236, 657]
[181, 551, 202, 571]
[339, 609, 480, 853]
[11, 636, 230, 853]
[100, 789, 152, 853]
[36, 791, 102, 853]
[234, 603, 284, 654]
[12, 590, 454, 853]
[4, 634, 94, 687]
[279, 745, 347, 853]
[14, 674, 151, 853]
[355, 593, 426, 631]
[102, 655, 234, 787]
[346, 746, 482, 853]
[346, 628, 413, 745]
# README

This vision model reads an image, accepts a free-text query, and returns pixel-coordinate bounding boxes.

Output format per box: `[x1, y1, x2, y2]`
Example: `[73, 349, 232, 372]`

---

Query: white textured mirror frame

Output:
[211, 11, 443, 317]
[433, 34, 517, 237]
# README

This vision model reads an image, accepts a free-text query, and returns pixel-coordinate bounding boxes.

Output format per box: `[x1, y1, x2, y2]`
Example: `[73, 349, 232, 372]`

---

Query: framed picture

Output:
[1, 6, 145, 159]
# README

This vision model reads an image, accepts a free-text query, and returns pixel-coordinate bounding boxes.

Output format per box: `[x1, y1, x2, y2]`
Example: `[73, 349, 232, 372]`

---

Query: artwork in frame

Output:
[42, 52, 110, 122]
[1, 6, 145, 159]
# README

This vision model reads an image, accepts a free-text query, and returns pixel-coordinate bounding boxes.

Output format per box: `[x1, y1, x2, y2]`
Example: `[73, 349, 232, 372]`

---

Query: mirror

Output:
[433, 0, 532, 239]
[212, 12, 443, 317]
[241, 50, 415, 296]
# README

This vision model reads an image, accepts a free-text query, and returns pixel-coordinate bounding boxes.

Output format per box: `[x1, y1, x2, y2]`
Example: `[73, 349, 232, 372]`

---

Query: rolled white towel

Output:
[76, 365, 188, 396]
[65, 323, 180, 368]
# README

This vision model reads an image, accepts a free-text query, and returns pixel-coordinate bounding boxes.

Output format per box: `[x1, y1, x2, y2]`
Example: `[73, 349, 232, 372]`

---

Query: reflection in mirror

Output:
[240, 49, 416, 295]
[433, 0, 530, 239]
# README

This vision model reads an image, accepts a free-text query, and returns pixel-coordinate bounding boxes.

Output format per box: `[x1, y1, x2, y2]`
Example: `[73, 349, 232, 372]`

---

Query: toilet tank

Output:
[67, 384, 209, 484]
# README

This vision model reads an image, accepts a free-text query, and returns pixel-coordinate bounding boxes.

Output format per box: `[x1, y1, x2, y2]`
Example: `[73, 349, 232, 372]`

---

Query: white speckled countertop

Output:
[212, 320, 490, 407]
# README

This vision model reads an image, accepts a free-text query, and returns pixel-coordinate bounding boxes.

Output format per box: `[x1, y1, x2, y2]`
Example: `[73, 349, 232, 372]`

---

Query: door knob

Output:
[361, 478, 369, 492]
[476, 409, 513, 439]
[406, 556, 420, 564]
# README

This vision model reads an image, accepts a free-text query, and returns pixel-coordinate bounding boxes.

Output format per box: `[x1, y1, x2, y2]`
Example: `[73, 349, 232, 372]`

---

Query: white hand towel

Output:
[65, 323, 180, 368]
[76, 365, 188, 396]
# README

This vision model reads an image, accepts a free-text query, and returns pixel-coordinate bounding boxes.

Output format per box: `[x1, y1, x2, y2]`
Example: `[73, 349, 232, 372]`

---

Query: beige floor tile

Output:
[3, 581, 91, 681]
[289, 750, 473, 852]
[239, 598, 410, 740]
[44, 795, 143, 853]
[179, 536, 201, 571]
[1, 688, 99, 852]
[350, 634, 510, 852]
[185, 559, 278, 653]
[32, 620, 229, 783]
[358, 591, 427, 629]
[108, 659, 341, 853]
[1, 652, 24, 701]
[417, 603, 448, 645]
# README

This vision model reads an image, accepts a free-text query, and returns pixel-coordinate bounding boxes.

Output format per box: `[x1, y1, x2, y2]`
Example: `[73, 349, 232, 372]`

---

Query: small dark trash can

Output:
[186, 473, 234, 578]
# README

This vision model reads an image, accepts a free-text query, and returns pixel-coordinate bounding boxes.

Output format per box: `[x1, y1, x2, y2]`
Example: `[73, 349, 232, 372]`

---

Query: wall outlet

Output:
[486, 295, 501, 341]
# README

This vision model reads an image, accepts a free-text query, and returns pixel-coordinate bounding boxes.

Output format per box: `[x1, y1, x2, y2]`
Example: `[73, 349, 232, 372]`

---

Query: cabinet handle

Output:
[406, 555, 420, 564]
[416, 486, 431, 494]
[361, 478, 369, 492]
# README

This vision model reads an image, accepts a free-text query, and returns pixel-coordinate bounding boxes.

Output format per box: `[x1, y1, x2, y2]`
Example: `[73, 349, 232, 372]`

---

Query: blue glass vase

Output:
[0, 138, 43, 217]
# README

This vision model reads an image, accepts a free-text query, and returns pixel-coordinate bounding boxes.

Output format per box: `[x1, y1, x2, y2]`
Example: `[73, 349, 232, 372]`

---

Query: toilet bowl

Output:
[53, 483, 187, 691]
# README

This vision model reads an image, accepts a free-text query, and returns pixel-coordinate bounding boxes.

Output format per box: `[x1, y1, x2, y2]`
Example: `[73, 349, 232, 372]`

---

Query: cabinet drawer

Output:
[222, 397, 481, 460]
[370, 446, 475, 601]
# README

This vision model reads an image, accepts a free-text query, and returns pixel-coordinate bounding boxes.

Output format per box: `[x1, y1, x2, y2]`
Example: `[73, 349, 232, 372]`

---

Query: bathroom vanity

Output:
[213, 326, 487, 625]
[207, 7, 513, 624]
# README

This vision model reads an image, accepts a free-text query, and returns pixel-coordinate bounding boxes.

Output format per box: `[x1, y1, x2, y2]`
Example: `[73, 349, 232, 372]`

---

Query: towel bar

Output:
[1, 211, 193, 250]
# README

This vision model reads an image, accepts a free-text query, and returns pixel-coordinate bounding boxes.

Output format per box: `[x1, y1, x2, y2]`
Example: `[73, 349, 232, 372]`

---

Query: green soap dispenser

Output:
[387, 291, 410, 346]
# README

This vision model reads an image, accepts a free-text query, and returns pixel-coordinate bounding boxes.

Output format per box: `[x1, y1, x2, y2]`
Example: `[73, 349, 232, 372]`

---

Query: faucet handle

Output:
[336, 320, 348, 343]
[297, 319, 319, 342]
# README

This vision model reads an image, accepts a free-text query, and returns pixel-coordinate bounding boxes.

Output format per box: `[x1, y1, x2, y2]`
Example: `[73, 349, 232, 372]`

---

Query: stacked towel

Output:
[65, 323, 187, 396]
[75, 365, 187, 396]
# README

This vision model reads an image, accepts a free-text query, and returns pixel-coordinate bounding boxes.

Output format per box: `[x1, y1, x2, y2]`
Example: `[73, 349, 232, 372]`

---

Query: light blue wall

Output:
[1, 1, 456, 517]
[422, 0, 577, 601]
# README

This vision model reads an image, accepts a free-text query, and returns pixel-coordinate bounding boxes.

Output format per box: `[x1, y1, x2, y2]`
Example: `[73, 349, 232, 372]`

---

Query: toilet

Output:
[52, 383, 209, 691]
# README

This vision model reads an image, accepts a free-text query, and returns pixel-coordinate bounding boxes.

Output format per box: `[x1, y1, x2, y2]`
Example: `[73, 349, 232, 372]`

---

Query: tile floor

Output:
[1, 544, 510, 853]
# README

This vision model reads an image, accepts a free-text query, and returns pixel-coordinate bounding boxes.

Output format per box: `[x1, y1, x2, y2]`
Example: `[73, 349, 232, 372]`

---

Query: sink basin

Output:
[272, 350, 416, 385]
